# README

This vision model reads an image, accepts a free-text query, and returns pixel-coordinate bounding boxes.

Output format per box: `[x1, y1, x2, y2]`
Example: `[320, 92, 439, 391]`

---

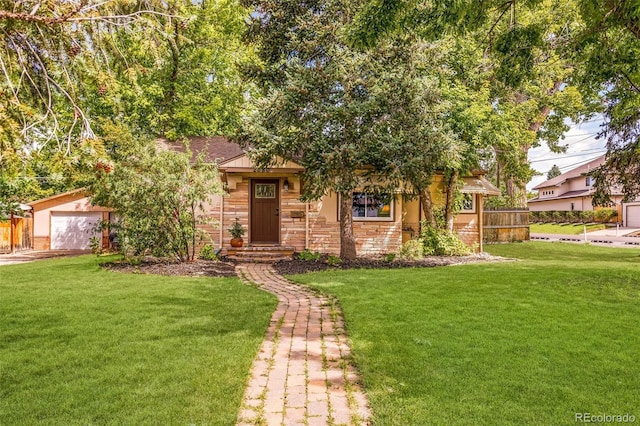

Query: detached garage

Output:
[29, 189, 111, 251]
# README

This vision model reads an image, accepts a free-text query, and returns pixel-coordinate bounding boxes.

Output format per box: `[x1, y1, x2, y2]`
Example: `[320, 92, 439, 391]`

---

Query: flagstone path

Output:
[235, 263, 371, 426]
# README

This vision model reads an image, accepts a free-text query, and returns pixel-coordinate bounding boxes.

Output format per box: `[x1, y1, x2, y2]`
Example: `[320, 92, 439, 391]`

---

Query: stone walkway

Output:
[236, 263, 370, 426]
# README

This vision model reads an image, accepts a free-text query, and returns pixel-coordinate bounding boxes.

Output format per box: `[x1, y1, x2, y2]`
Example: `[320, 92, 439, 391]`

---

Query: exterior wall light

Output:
[283, 178, 290, 192]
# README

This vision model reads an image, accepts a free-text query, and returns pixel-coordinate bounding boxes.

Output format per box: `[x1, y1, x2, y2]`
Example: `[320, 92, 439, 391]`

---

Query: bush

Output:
[89, 147, 222, 262]
[529, 211, 540, 223]
[327, 255, 342, 266]
[538, 211, 550, 223]
[551, 210, 565, 223]
[89, 236, 102, 255]
[580, 210, 595, 223]
[198, 244, 218, 261]
[399, 239, 424, 260]
[419, 223, 472, 257]
[484, 196, 518, 209]
[594, 208, 617, 223]
[297, 249, 322, 261]
[566, 211, 581, 224]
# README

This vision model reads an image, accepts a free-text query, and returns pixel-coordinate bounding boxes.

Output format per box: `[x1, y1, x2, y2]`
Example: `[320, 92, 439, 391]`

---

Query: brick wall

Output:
[202, 173, 493, 256]
[308, 204, 403, 256]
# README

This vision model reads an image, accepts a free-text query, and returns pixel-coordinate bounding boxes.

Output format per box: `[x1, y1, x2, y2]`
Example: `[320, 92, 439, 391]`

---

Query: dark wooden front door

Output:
[251, 179, 280, 243]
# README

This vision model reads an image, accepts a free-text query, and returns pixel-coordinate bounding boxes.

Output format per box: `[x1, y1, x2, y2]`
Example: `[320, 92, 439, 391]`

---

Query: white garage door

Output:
[626, 205, 640, 228]
[51, 212, 102, 250]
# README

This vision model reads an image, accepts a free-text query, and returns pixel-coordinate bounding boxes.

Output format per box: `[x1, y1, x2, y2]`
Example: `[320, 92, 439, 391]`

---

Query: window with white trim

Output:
[351, 192, 393, 221]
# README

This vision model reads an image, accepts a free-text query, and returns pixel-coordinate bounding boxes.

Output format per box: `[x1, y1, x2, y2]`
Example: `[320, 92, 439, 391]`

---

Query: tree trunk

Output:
[504, 81, 562, 206]
[505, 176, 527, 207]
[339, 191, 357, 260]
[419, 186, 436, 227]
[444, 170, 459, 231]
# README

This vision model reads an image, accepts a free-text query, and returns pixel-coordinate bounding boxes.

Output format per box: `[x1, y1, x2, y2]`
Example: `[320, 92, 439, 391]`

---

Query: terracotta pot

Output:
[230, 237, 244, 248]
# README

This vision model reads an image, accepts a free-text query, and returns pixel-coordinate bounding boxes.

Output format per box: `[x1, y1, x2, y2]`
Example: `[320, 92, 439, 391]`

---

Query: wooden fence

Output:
[0, 215, 33, 253]
[483, 208, 530, 244]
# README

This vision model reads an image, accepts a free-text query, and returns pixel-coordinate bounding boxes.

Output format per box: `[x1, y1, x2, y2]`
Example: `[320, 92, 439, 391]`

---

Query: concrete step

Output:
[225, 246, 295, 263]
[227, 255, 291, 263]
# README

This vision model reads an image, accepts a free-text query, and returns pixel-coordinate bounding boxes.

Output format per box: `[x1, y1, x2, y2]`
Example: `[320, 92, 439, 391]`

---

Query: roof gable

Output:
[28, 188, 86, 206]
[533, 155, 605, 190]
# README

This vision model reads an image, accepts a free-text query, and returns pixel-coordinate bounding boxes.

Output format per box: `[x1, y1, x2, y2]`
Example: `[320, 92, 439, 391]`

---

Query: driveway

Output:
[0, 250, 90, 266]
[531, 227, 640, 248]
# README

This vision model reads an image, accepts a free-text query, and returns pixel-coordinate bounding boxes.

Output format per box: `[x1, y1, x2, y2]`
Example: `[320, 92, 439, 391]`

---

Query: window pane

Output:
[255, 184, 276, 198]
[351, 192, 392, 219]
[461, 193, 474, 211]
[366, 194, 391, 217]
[352, 192, 366, 217]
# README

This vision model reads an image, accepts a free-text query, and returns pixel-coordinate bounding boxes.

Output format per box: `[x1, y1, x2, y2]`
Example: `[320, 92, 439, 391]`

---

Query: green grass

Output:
[530, 223, 606, 234]
[289, 243, 640, 425]
[1, 255, 276, 425]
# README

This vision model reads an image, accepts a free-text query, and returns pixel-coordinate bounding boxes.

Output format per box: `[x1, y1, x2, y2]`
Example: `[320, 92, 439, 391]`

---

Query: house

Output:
[160, 137, 501, 256]
[28, 189, 111, 250]
[528, 155, 625, 219]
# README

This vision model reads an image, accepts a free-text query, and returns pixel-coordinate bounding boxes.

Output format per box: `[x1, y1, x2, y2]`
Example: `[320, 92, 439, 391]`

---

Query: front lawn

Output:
[290, 243, 640, 425]
[0, 256, 275, 425]
[530, 223, 607, 234]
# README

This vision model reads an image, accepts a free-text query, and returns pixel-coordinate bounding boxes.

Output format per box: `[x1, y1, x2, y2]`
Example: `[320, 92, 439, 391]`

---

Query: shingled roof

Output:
[532, 155, 605, 190]
[157, 136, 245, 164]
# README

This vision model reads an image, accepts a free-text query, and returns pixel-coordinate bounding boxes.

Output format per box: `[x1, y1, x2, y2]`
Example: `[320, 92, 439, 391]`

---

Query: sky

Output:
[526, 114, 607, 191]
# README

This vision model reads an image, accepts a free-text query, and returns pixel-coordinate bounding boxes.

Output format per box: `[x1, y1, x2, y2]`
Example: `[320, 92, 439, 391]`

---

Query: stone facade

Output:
[205, 154, 490, 256]
[206, 172, 406, 255]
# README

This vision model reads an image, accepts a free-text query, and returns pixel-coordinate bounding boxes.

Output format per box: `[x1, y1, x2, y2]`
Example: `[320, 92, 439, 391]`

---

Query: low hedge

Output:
[529, 208, 617, 224]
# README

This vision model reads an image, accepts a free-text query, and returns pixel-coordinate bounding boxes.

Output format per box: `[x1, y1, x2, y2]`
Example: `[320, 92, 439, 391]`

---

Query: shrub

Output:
[566, 211, 581, 223]
[198, 244, 218, 261]
[551, 210, 565, 223]
[399, 240, 424, 260]
[580, 210, 595, 223]
[594, 208, 617, 223]
[538, 211, 550, 223]
[89, 147, 222, 262]
[484, 196, 518, 209]
[89, 236, 102, 255]
[327, 255, 342, 266]
[419, 223, 472, 257]
[529, 211, 540, 223]
[384, 253, 397, 262]
[297, 249, 322, 261]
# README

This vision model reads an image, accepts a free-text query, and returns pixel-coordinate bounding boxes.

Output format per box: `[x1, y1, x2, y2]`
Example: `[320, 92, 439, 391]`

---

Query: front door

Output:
[251, 179, 280, 244]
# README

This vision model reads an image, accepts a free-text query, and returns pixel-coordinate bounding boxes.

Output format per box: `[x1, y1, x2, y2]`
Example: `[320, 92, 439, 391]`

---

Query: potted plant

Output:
[229, 218, 246, 247]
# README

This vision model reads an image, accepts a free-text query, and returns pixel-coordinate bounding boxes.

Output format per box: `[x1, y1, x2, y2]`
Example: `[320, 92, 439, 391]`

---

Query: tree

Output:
[1, 0, 249, 200]
[240, 0, 452, 259]
[348, 0, 640, 203]
[547, 164, 562, 180]
[89, 144, 222, 262]
[575, 1, 640, 205]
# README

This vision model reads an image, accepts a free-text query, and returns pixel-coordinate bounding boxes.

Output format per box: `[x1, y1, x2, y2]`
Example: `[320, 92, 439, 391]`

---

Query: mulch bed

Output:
[273, 253, 506, 275]
[102, 253, 509, 278]
[102, 258, 237, 277]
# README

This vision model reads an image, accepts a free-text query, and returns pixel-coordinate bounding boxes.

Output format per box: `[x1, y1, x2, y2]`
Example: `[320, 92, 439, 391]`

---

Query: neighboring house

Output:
[160, 137, 501, 255]
[528, 155, 625, 218]
[28, 189, 111, 250]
